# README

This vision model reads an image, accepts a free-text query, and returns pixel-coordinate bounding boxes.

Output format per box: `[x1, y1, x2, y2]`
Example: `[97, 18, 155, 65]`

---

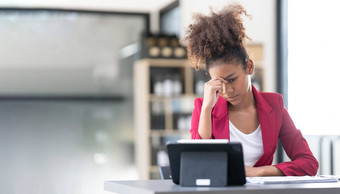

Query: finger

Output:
[205, 82, 222, 90]
[210, 85, 223, 93]
[209, 77, 227, 84]
[222, 84, 226, 94]
[215, 77, 228, 83]
[208, 79, 225, 87]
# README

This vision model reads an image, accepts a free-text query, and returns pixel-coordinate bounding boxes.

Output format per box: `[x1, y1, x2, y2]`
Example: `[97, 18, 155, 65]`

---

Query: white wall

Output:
[180, 0, 277, 92]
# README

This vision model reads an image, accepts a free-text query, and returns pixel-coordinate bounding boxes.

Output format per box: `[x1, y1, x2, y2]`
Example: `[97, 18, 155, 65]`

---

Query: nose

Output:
[225, 83, 234, 94]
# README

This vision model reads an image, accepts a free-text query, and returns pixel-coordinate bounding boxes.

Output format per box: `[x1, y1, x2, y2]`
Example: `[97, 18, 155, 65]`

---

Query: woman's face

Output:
[208, 60, 253, 106]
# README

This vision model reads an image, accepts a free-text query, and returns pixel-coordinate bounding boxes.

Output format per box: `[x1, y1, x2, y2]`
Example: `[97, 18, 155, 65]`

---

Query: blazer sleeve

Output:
[190, 98, 203, 139]
[274, 97, 319, 176]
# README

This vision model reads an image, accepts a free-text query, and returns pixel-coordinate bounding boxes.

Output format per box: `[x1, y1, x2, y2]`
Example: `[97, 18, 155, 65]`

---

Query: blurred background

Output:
[0, 0, 340, 193]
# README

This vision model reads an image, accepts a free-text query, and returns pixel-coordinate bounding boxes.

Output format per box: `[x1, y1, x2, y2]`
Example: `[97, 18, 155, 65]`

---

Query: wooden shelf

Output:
[134, 58, 197, 180]
[136, 58, 189, 67]
[149, 94, 198, 101]
[149, 129, 190, 136]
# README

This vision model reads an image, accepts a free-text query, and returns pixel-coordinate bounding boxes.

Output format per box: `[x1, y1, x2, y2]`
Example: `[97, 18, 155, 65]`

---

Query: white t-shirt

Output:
[229, 121, 264, 167]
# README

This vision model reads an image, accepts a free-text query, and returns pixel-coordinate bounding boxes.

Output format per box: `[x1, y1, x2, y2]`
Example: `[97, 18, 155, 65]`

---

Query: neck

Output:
[228, 85, 255, 111]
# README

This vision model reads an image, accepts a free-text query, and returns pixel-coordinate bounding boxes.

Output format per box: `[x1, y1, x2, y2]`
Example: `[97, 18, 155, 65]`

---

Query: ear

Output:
[246, 59, 254, 75]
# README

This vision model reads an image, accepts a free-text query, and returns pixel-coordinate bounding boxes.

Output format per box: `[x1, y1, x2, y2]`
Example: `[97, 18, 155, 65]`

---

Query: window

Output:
[288, 0, 340, 135]
[160, 0, 180, 37]
[0, 9, 149, 194]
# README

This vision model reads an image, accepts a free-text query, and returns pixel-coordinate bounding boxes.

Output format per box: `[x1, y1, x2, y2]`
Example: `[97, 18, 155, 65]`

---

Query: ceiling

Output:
[0, 0, 176, 12]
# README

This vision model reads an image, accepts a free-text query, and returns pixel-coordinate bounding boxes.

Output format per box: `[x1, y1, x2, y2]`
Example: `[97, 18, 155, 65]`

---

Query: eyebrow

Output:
[223, 72, 237, 80]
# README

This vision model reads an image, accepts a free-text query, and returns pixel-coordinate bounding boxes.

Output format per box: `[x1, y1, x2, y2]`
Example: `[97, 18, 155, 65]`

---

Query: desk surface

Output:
[104, 179, 340, 194]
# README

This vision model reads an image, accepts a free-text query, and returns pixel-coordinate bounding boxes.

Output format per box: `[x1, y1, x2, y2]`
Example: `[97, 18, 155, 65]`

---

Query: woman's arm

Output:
[245, 165, 284, 177]
[197, 78, 227, 139]
[190, 98, 202, 139]
[197, 106, 213, 139]
[274, 108, 319, 176]
[274, 95, 319, 176]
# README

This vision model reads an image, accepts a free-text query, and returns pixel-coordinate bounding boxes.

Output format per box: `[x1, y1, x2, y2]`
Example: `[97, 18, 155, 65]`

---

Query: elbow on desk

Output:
[275, 157, 319, 176]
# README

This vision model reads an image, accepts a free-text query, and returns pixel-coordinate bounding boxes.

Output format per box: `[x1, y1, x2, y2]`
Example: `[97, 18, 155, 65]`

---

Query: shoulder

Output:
[258, 91, 284, 109]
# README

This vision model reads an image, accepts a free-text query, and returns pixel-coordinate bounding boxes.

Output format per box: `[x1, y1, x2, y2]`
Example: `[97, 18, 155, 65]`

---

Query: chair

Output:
[159, 166, 172, 180]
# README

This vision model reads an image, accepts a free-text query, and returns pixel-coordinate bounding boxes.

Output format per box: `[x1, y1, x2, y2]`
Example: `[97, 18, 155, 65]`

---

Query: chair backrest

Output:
[159, 166, 172, 180]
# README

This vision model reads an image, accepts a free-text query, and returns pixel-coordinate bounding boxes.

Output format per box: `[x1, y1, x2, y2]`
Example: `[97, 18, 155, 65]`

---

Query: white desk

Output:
[104, 179, 340, 194]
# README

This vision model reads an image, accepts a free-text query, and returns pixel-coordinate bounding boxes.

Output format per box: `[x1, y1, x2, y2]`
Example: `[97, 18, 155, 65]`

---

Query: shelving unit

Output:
[134, 44, 264, 180]
[134, 59, 197, 179]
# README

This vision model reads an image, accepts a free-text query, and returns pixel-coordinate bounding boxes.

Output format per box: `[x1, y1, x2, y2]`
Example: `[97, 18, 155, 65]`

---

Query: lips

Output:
[227, 95, 238, 101]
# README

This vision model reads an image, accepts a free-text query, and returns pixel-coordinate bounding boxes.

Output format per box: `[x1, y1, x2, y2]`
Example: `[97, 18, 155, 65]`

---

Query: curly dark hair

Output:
[183, 3, 251, 71]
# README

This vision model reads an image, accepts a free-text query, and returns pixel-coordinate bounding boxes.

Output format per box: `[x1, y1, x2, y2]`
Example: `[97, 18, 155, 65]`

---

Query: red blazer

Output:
[190, 85, 319, 176]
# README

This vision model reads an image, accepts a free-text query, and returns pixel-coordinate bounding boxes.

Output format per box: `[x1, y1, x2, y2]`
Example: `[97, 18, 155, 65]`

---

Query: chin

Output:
[228, 96, 242, 106]
[228, 101, 239, 106]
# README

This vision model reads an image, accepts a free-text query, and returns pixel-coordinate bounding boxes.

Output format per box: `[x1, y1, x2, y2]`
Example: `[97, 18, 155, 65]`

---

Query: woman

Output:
[184, 3, 318, 176]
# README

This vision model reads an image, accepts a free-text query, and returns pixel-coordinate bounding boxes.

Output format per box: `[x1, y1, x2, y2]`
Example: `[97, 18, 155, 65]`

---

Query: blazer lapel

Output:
[252, 86, 276, 166]
[210, 85, 276, 166]
[211, 96, 229, 139]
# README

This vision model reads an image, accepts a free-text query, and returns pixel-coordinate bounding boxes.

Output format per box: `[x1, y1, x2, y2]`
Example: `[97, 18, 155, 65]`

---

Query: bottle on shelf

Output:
[170, 35, 187, 59]
[153, 74, 163, 96]
[141, 32, 187, 59]
[146, 34, 160, 58]
[174, 113, 192, 131]
[172, 74, 182, 96]
[177, 116, 187, 131]
[162, 74, 173, 97]
[159, 34, 173, 58]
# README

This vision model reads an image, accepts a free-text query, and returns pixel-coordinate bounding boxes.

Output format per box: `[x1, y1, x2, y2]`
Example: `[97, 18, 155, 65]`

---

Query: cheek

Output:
[234, 77, 248, 93]
[239, 75, 249, 86]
